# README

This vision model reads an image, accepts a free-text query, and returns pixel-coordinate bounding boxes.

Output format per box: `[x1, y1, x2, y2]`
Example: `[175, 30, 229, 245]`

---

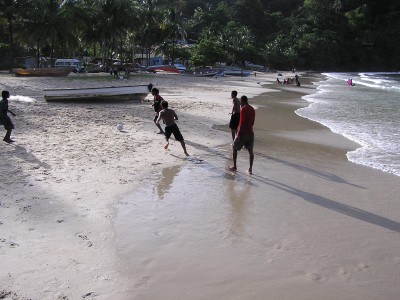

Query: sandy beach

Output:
[1, 71, 400, 299]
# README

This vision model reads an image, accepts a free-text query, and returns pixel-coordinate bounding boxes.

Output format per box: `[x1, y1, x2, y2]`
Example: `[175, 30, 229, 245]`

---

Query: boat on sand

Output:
[146, 65, 181, 73]
[180, 68, 221, 77]
[13, 67, 72, 77]
[43, 84, 153, 102]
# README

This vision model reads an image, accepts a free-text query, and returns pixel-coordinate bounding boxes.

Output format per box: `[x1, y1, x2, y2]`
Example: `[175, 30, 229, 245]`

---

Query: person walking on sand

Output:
[0, 90, 16, 143]
[151, 87, 165, 134]
[228, 95, 255, 174]
[156, 101, 189, 156]
[229, 90, 241, 141]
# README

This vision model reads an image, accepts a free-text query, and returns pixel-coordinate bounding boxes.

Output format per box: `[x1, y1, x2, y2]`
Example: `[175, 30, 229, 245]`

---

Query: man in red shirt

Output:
[228, 95, 255, 174]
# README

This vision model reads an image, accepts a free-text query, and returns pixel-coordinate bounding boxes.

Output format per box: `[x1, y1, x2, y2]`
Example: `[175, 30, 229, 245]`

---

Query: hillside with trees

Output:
[1, 0, 399, 71]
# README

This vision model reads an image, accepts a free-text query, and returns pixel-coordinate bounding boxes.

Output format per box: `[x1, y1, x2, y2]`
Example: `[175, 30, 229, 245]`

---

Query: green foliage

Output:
[1, 0, 400, 70]
[191, 29, 225, 66]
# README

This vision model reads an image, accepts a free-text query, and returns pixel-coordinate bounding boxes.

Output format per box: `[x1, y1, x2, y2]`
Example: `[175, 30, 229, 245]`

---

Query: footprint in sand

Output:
[76, 233, 93, 247]
[356, 263, 370, 272]
[305, 272, 326, 281]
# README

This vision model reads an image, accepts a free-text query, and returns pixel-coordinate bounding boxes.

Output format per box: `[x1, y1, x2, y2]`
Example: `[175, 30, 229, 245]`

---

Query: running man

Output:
[151, 87, 165, 134]
[0, 90, 16, 143]
[228, 95, 255, 174]
[229, 90, 241, 141]
[156, 101, 189, 156]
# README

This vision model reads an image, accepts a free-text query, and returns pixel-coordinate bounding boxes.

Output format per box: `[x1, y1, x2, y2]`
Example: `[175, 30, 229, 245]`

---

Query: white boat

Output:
[43, 84, 153, 102]
[180, 68, 220, 77]
[219, 66, 252, 77]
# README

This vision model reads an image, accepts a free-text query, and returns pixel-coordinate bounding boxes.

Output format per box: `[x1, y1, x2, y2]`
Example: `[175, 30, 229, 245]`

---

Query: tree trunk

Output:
[7, 15, 14, 69]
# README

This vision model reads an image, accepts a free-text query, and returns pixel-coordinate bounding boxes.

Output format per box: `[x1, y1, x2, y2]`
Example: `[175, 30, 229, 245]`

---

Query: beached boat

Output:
[219, 66, 252, 77]
[180, 68, 221, 77]
[13, 67, 72, 77]
[43, 84, 153, 102]
[146, 65, 181, 73]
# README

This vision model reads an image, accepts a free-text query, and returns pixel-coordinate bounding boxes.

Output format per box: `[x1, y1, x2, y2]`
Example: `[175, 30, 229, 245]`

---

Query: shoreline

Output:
[1, 72, 400, 299]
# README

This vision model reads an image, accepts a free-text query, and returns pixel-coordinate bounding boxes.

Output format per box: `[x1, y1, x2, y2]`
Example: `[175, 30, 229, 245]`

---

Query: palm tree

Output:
[161, 7, 187, 63]
[136, 0, 164, 66]
[19, 0, 85, 66]
[86, 0, 138, 66]
[219, 22, 254, 66]
[0, 0, 29, 69]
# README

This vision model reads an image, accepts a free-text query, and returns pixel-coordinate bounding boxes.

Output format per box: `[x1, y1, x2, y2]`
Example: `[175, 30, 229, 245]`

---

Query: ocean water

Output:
[297, 72, 400, 177]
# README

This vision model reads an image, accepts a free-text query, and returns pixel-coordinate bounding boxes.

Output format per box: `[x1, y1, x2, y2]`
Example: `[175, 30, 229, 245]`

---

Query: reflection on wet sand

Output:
[154, 165, 181, 199]
[226, 176, 249, 237]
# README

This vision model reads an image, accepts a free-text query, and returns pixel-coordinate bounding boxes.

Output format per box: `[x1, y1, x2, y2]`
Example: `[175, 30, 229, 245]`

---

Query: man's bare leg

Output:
[164, 142, 169, 150]
[180, 141, 189, 156]
[231, 129, 236, 141]
[155, 122, 164, 134]
[228, 149, 238, 171]
[248, 151, 254, 174]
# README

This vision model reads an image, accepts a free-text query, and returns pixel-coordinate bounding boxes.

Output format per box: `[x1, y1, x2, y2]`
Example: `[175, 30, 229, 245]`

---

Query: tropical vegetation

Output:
[1, 0, 399, 71]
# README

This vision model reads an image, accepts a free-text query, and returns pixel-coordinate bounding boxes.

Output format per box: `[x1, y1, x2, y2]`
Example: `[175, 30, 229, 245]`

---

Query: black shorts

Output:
[165, 123, 184, 141]
[229, 113, 240, 130]
[233, 134, 254, 153]
[0, 115, 14, 130]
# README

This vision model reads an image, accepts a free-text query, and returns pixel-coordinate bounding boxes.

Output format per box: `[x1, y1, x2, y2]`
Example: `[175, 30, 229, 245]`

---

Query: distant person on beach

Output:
[228, 95, 255, 174]
[125, 67, 130, 79]
[347, 79, 355, 86]
[156, 101, 189, 156]
[229, 90, 241, 141]
[295, 74, 301, 86]
[151, 87, 165, 134]
[113, 68, 119, 79]
[0, 90, 16, 143]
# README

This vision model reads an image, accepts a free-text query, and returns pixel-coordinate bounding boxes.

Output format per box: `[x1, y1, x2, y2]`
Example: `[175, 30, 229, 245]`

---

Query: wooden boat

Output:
[219, 66, 252, 77]
[13, 67, 72, 77]
[180, 68, 221, 77]
[146, 65, 181, 73]
[43, 84, 153, 102]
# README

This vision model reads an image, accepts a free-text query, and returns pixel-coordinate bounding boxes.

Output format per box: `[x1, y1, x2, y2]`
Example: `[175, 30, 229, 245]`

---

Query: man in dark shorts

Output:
[0, 90, 16, 143]
[151, 87, 164, 134]
[156, 101, 189, 156]
[229, 90, 241, 141]
[228, 95, 255, 174]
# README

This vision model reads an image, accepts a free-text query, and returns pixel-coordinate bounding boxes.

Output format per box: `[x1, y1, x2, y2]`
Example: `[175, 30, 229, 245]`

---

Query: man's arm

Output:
[156, 111, 163, 124]
[174, 111, 178, 121]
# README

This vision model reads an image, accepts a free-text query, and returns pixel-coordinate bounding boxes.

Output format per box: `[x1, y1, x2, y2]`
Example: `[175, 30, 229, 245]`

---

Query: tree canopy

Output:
[0, 0, 399, 70]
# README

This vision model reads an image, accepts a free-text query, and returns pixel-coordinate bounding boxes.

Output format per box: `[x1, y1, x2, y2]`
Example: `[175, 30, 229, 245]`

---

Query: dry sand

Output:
[1, 71, 400, 299]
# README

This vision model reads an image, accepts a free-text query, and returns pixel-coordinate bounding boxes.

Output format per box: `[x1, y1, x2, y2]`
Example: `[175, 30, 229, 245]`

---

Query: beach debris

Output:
[82, 291, 96, 298]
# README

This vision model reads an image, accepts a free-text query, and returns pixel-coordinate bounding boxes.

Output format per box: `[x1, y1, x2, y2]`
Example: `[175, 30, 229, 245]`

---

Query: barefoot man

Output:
[151, 87, 165, 134]
[229, 90, 241, 141]
[228, 95, 255, 174]
[156, 101, 189, 156]
[1, 90, 16, 143]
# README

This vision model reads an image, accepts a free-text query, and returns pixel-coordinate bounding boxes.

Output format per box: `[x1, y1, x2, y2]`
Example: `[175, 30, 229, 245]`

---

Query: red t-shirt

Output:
[153, 94, 164, 112]
[237, 103, 255, 136]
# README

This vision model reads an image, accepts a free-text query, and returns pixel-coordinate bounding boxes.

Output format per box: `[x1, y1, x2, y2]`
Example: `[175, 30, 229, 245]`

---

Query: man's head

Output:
[151, 87, 159, 95]
[240, 95, 248, 106]
[2, 90, 10, 99]
[231, 90, 237, 98]
[161, 101, 168, 108]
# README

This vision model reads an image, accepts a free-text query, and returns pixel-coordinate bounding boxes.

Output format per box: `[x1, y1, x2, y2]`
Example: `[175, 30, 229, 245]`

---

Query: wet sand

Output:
[1, 72, 400, 299]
